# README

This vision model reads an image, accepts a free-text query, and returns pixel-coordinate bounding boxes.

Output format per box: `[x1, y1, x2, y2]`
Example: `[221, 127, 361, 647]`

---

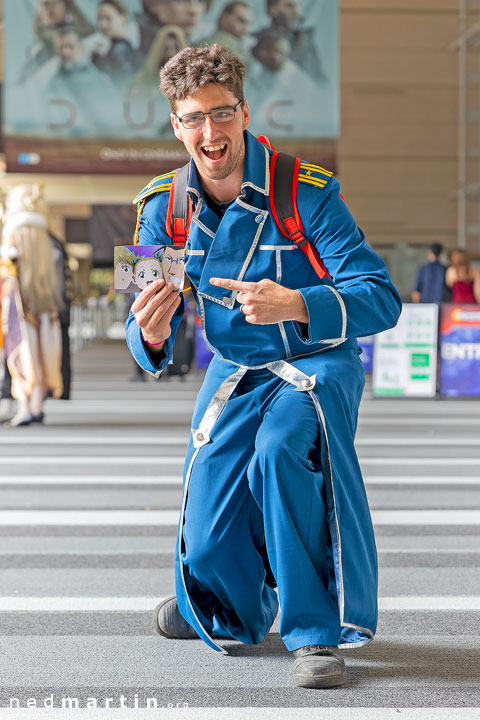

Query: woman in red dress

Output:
[446, 249, 480, 303]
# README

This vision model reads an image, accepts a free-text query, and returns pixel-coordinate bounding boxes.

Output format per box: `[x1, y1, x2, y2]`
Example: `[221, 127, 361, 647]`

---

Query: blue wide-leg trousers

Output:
[177, 371, 342, 651]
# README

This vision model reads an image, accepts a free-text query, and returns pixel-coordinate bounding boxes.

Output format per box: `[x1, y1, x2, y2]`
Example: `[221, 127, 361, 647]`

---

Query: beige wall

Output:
[339, 0, 458, 253]
[0, 1, 460, 255]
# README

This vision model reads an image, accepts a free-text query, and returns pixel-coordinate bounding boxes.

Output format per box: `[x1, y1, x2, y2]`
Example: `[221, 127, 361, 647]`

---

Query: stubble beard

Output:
[195, 139, 243, 181]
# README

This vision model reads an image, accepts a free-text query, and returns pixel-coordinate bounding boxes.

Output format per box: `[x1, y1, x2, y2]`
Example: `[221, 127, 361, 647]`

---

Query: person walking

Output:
[126, 45, 402, 689]
[411, 242, 447, 303]
[1, 184, 63, 426]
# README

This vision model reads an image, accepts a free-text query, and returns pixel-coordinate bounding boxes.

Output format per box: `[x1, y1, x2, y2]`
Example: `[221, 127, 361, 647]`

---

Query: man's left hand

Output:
[210, 277, 308, 325]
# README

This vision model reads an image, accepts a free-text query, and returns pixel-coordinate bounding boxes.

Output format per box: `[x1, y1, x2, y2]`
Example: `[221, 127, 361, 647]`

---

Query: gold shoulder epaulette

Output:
[132, 170, 176, 204]
[298, 162, 333, 190]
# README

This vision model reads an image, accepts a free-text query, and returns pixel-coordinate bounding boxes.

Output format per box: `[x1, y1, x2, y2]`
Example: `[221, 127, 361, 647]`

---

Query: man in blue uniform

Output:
[126, 44, 402, 689]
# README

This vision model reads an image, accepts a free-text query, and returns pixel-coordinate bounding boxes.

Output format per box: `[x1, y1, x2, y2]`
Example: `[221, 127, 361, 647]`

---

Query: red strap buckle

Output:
[173, 218, 186, 246]
[284, 216, 306, 245]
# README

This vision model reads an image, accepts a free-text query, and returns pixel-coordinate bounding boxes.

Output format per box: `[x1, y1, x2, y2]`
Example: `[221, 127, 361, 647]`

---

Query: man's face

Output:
[39, 0, 66, 26]
[134, 258, 163, 289]
[97, 3, 127, 39]
[269, 0, 300, 31]
[57, 33, 82, 66]
[254, 37, 290, 72]
[153, 0, 208, 33]
[171, 83, 250, 182]
[221, 4, 252, 39]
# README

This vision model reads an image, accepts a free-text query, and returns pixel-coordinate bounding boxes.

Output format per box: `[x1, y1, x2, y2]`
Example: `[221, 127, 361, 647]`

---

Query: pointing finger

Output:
[210, 277, 256, 292]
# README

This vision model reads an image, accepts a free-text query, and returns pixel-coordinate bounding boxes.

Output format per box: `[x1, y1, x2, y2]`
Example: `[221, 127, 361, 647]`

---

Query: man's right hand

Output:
[131, 279, 182, 352]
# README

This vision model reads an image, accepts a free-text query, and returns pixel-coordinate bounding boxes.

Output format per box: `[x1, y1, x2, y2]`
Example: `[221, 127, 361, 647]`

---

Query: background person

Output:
[47, 25, 120, 136]
[247, 28, 330, 137]
[20, 0, 94, 82]
[91, 0, 140, 88]
[1, 185, 63, 427]
[202, 1, 253, 65]
[130, 25, 188, 99]
[411, 242, 447, 303]
[257, 0, 325, 82]
[446, 248, 480, 304]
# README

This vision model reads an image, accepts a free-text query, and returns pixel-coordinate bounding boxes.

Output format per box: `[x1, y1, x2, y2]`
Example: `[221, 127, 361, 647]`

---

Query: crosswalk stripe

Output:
[0, 510, 479, 526]
[2, 456, 479, 466]
[0, 457, 185, 464]
[1, 436, 479, 446]
[0, 475, 479, 486]
[0, 596, 478, 612]
[0, 476, 182, 485]
[0, 437, 187, 445]
[0, 709, 477, 719]
[362, 458, 480, 465]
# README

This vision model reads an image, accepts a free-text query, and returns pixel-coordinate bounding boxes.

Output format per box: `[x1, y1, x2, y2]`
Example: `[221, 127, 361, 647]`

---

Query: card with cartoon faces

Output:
[114, 245, 185, 293]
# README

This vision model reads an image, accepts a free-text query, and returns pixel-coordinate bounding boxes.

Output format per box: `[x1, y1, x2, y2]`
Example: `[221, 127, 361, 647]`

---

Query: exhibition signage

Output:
[372, 303, 438, 397]
[358, 336, 374, 373]
[439, 304, 480, 397]
[4, 0, 339, 173]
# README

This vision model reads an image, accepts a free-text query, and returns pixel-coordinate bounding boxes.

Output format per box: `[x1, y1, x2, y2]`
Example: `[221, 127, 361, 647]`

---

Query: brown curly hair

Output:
[159, 44, 246, 112]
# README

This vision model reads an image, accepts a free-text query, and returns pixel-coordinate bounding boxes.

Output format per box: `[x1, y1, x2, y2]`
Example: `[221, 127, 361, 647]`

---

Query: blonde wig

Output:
[130, 25, 188, 97]
[3, 185, 62, 318]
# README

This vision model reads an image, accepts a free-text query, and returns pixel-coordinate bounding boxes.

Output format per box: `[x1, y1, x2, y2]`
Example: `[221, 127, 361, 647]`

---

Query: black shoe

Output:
[153, 596, 199, 639]
[31, 412, 45, 423]
[293, 645, 346, 689]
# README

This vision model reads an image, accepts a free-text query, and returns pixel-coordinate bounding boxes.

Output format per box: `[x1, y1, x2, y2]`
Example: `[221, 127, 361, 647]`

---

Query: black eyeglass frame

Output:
[174, 100, 245, 129]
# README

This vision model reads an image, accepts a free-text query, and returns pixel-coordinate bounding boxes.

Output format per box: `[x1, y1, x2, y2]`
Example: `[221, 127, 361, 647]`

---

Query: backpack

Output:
[145, 137, 332, 281]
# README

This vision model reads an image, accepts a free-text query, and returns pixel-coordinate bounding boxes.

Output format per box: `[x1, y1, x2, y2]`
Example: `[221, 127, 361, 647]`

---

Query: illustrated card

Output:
[114, 245, 185, 293]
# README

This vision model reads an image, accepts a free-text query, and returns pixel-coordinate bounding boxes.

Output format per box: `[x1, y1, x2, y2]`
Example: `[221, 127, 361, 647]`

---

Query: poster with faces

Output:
[114, 245, 185, 293]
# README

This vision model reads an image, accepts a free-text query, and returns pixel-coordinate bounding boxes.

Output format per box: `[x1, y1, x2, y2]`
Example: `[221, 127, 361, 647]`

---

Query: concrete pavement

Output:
[0, 340, 479, 718]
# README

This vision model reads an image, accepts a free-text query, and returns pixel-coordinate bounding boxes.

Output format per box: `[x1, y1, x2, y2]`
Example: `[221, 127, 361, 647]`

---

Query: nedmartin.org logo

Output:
[6, 695, 189, 709]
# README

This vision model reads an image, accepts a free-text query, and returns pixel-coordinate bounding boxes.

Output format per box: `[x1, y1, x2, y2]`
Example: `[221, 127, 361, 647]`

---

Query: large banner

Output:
[3, 0, 338, 174]
[372, 303, 439, 398]
[439, 304, 480, 397]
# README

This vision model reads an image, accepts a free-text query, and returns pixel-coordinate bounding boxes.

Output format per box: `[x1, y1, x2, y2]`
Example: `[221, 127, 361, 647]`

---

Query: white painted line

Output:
[0, 476, 182, 485]
[0, 437, 187, 445]
[4, 456, 480, 467]
[379, 549, 480, 554]
[365, 476, 480, 485]
[379, 596, 480, 610]
[0, 475, 479, 487]
[0, 510, 180, 526]
[1, 457, 185, 465]
[356, 438, 480, 446]
[372, 510, 480, 525]
[0, 509, 478, 526]
[0, 710, 478, 720]
[0, 595, 478, 612]
[1, 436, 478, 447]
[361, 458, 480, 465]
[359, 418, 480, 425]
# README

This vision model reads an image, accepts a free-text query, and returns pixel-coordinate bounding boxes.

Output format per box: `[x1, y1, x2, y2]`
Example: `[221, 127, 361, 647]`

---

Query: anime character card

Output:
[114, 245, 185, 293]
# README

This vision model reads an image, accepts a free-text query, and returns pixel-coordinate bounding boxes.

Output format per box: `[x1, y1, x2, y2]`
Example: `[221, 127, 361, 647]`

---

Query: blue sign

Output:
[439, 304, 480, 397]
[358, 336, 374, 373]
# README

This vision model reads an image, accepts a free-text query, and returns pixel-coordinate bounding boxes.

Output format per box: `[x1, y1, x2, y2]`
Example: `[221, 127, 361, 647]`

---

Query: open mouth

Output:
[201, 143, 227, 161]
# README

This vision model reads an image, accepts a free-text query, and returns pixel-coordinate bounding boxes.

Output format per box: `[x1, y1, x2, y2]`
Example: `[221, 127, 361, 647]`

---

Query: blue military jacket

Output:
[127, 129, 401, 372]
[126, 130, 402, 652]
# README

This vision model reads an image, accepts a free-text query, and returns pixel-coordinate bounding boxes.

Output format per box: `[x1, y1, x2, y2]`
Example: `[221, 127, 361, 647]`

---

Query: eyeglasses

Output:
[174, 100, 244, 129]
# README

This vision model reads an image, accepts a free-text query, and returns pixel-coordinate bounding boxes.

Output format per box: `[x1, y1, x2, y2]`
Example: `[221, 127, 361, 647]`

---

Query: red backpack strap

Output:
[257, 135, 274, 149]
[268, 150, 331, 281]
[166, 163, 192, 246]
